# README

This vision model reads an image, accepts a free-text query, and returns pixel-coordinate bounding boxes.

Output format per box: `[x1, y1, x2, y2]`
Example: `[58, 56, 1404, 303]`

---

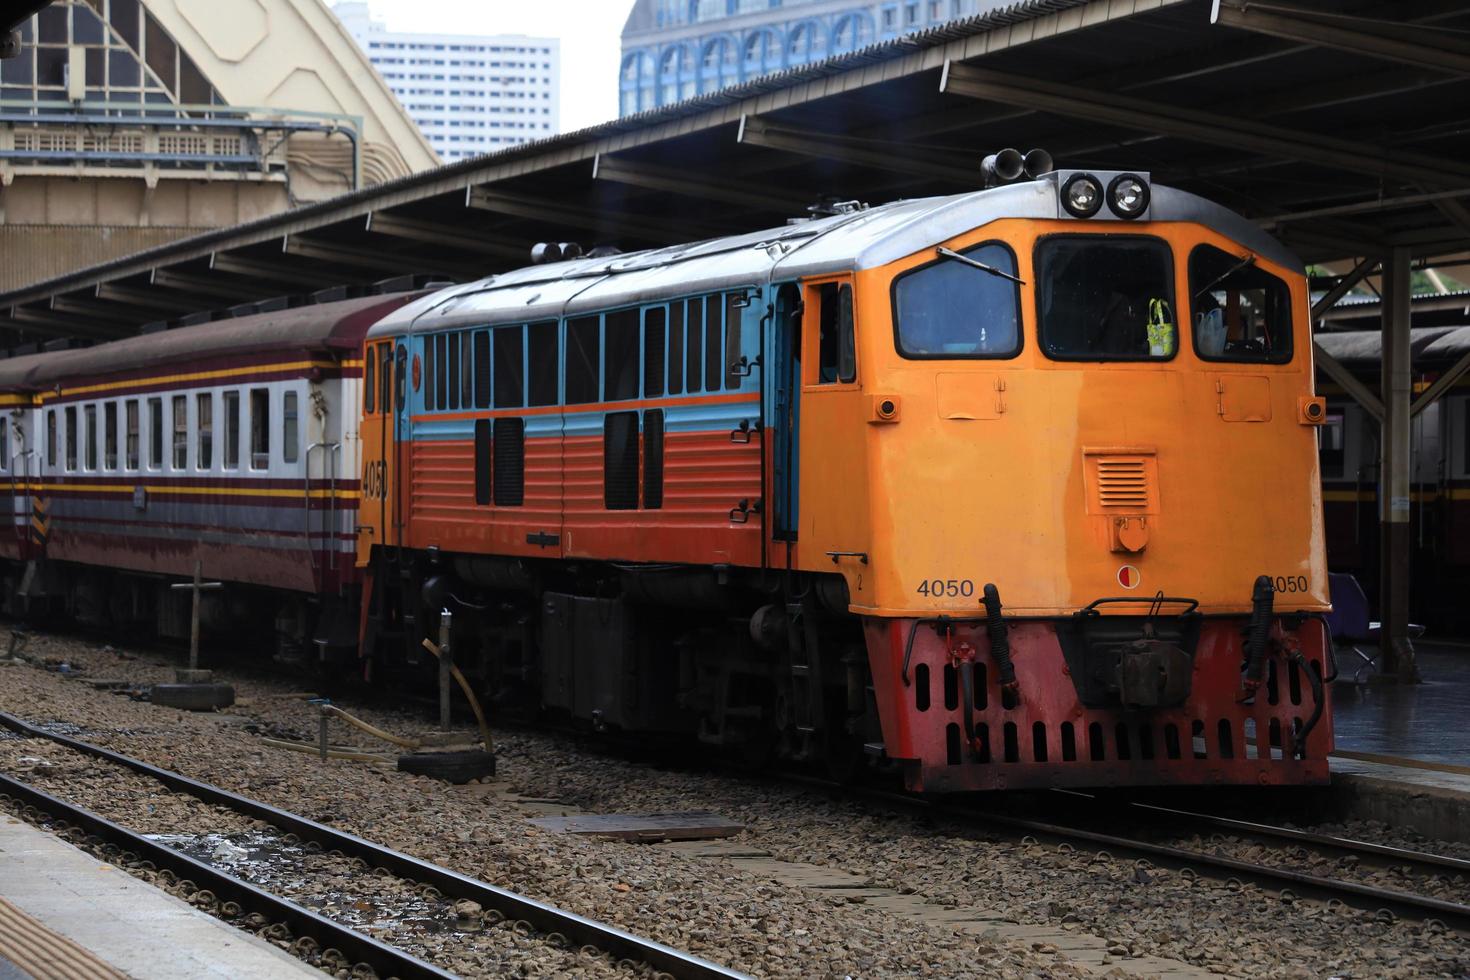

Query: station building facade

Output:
[333, 2, 560, 162]
[0, 0, 438, 291]
[619, 0, 1008, 116]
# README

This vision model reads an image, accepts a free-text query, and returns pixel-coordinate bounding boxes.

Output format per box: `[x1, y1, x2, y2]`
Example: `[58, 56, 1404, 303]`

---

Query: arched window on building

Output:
[831, 12, 873, 53]
[742, 27, 782, 78]
[659, 44, 694, 105]
[699, 35, 736, 93]
[786, 20, 824, 65]
[620, 49, 656, 115]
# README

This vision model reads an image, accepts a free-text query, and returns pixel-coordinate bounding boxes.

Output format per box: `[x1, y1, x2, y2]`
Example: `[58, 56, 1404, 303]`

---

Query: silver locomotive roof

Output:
[370, 180, 1302, 338]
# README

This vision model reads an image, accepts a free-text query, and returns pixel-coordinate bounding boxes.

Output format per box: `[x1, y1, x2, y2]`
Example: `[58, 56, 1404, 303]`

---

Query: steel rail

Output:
[0, 710, 748, 980]
[773, 773, 1470, 931]
[0, 772, 455, 980]
[1118, 799, 1470, 877]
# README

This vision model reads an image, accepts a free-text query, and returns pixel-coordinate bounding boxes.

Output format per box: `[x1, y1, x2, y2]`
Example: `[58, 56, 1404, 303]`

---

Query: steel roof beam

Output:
[50, 296, 134, 326]
[1313, 342, 1385, 423]
[1312, 257, 1378, 321]
[283, 235, 473, 278]
[150, 267, 273, 300]
[9, 306, 125, 341]
[94, 283, 199, 313]
[209, 250, 340, 287]
[1211, 0, 1470, 78]
[591, 153, 812, 215]
[737, 114, 975, 186]
[364, 211, 526, 260]
[465, 186, 719, 245]
[940, 62, 1470, 189]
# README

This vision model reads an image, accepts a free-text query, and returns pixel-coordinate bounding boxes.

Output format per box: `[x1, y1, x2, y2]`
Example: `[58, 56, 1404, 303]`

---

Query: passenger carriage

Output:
[0, 292, 419, 648]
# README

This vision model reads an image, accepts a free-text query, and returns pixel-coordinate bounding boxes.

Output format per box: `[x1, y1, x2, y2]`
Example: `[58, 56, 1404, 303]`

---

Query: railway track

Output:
[790, 777, 1470, 932]
[0, 709, 746, 980]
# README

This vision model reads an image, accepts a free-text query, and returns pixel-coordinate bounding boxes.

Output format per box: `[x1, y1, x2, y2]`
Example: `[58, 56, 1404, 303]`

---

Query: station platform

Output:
[1328, 640, 1470, 842]
[0, 815, 320, 980]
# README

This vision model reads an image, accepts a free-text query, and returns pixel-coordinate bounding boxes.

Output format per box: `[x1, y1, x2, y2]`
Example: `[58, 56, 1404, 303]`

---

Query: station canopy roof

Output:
[3, 0, 1468, 347]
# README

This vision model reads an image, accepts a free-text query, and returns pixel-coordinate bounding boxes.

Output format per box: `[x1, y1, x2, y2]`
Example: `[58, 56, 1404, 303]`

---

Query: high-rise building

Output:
[334, 2, 560, 162]
[620, 0, 1007, 116]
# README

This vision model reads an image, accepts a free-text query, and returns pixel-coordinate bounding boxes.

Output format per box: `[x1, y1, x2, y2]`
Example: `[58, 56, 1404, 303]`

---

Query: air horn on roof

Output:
[981, 148, 1054, 187]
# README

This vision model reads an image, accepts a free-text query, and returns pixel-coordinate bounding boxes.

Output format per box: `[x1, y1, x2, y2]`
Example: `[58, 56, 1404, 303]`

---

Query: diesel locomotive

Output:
[0, 164, 1333, 791]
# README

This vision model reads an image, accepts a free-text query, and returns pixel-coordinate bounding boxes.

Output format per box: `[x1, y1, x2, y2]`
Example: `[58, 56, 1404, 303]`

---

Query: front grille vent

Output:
[1083, 448, 1157, 515]
[1096, 458, 1149, 508]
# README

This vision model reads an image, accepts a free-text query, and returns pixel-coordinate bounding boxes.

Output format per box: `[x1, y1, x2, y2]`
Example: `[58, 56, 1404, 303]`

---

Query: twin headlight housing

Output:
[1054, 170, 1151, 221]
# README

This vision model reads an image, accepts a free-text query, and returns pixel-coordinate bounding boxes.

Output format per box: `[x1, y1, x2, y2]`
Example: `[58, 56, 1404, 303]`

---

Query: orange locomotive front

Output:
[358, 167, 1332, 792]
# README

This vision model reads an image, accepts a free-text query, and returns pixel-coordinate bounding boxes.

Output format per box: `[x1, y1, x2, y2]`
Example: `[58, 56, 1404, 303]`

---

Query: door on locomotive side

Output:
[770, 282, 802, 544]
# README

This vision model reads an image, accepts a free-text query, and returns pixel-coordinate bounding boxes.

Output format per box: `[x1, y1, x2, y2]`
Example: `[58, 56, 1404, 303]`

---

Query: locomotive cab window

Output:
[1189, 244, 1293, 363]
[815, 282, 856, 383]
[364, 348, 377, 414]
[1037, 236, 1176, 361]
[893, 242, 1020, 358]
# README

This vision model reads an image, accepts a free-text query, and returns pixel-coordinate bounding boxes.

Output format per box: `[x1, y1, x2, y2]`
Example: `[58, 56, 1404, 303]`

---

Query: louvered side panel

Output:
[1083, 450, 1159, 515]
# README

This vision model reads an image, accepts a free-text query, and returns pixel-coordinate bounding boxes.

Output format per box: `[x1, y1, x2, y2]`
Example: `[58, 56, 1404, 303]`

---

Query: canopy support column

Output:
[1379, 246, 1419, 682]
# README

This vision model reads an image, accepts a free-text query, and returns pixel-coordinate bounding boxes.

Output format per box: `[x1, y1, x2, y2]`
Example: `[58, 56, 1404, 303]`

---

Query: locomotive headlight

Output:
[1061, 173, 1103, 218]
[1107, 173, 1150, 219]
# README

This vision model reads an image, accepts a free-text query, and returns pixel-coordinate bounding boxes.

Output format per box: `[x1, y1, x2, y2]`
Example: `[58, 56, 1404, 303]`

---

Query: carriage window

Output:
[124, 400, 138, 469]
[172, 396, 187, 469]
[435, 334, 449, 410]
[64, 406, 77, 471]
[381, 344, 394, 413]
[283, 391, 300, 465]
[447, 331, 461, 410]
[1037, 236, 1175, 361]
[685, 298, 703, 393]
[364, 348, 377, 414]
[566, 317, 600, 405]
[249, 389, 269, 469]
[45, 410, 55, 468]
[494, 326, 524, 408]
[148, 397, 163, 468]
[84, 404, 97, 471]
[817, 282, 857, 383]
[894, 243, 1020, 358]
[395, 345, 407, 412]
[460, 332, 473, 409]
[725, 293, 745, 388]
[1319, 411, 1345, 478]
[1189, 244, 1293, 363]
[703, 295, 722, 392]
[223, 391, 240, 470]
[644, 307, 666, 398]
[104, 402, 117, 469]
[473, 330, 491, 409]
[422, 336, 436, 410]
[528, 321, 559, 406]
[668, 302, 685, 395]
[606, 309, 640, 402]
[197, 393, 213, 470]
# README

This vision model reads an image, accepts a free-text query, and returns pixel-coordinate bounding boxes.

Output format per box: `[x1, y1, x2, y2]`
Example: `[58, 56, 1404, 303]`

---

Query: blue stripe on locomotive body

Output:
[406, 398, 762, 443]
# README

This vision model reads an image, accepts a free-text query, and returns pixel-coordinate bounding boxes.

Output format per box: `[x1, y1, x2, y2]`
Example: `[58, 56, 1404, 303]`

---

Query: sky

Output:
[363, 0, 634, 133]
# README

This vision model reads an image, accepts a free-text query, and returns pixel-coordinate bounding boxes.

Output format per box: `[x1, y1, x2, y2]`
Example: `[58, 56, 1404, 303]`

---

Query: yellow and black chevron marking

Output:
[29, 496, 48, 549]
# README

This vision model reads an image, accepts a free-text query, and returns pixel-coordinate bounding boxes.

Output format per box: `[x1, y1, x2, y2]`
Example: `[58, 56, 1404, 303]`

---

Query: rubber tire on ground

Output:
[150, 682, 235, 711]
[396, 750, 497, 783]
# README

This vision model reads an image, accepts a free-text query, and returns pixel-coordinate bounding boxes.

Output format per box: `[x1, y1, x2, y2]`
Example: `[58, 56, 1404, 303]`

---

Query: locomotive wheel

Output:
[150, 683, 236, 712]
[396, 750, 497, 784]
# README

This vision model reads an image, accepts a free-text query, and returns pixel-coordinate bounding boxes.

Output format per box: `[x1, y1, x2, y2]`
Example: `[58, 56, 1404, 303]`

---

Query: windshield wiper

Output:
[936, 246, 1026, 285]
[1193, 251, 1257, 301]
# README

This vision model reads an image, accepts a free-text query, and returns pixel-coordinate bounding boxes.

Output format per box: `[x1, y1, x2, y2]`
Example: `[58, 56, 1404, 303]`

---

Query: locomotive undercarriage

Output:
[362, 548, 882, 778]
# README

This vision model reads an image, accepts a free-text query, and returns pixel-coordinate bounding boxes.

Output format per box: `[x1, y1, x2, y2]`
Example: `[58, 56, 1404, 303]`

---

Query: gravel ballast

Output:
[1, 629, 1467, 978]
